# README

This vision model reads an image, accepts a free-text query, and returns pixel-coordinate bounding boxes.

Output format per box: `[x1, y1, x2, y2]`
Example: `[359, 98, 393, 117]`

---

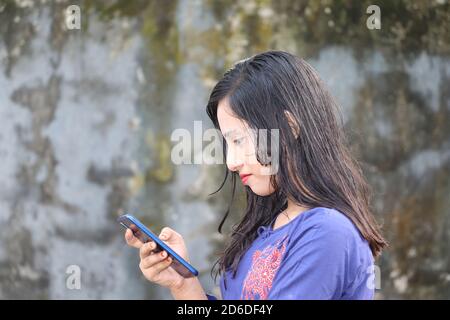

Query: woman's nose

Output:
[226, 148, 243, 172]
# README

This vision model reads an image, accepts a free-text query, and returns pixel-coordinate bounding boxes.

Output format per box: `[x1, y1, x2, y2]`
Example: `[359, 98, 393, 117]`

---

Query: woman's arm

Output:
[169, 277, 209, 300]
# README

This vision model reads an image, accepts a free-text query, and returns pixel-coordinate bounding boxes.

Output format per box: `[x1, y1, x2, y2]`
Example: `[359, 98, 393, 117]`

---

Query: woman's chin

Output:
[247, 184, 276, 197]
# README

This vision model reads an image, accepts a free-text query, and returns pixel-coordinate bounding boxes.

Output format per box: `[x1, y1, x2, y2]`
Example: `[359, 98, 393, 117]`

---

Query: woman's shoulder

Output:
[296, 207, 370, 247]
[288, 207, 374, 270]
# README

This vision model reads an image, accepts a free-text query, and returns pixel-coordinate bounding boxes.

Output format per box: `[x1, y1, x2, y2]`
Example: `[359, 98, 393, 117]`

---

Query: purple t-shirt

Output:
[206, 207, 375, 300]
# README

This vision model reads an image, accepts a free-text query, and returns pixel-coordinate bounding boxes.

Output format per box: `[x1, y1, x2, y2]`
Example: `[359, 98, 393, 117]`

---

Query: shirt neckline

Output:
[258, 206, 317, 237]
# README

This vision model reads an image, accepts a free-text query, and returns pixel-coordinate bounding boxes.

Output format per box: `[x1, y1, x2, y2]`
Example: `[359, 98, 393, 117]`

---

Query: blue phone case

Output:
[117, 214, 199, 278]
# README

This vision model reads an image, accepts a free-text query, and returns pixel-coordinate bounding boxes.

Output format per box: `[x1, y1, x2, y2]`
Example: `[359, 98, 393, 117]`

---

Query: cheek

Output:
[250, 176, 275, 196]
[257, 174, 273, 189]
[248, 164, 276, 196]
[247, 153, 271, 176]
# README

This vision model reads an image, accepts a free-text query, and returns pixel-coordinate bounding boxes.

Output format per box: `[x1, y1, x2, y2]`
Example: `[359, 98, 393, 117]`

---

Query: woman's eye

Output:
[233, 137, 244, 145]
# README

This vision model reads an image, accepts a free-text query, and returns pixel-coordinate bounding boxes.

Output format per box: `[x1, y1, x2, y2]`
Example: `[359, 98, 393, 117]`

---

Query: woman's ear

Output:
[284, 110, 300, 139]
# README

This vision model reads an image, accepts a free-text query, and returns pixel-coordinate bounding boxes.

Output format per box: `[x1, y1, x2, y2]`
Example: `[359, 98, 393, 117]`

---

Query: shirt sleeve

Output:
[267, 214, 361, 300]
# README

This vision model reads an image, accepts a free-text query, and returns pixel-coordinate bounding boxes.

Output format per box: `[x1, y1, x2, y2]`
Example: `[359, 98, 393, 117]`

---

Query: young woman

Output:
[124, 51, 388, 300]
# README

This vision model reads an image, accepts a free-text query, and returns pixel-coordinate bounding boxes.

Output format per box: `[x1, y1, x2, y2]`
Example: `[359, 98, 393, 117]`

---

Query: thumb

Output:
[159, 227, 175, 241]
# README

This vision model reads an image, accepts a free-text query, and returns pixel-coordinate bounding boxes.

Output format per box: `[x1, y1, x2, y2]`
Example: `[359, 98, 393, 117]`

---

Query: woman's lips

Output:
[240, 174, 252, 184]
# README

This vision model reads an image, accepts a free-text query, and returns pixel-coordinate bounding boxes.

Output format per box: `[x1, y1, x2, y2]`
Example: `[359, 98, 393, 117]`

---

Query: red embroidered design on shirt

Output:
[240, 236, 288, 300]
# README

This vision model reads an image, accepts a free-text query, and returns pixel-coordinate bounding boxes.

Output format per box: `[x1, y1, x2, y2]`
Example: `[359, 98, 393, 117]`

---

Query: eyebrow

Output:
[223, 129, 238, 138]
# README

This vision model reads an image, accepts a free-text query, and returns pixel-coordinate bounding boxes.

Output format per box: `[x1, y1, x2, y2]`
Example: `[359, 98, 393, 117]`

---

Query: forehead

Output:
[217, 98, 247, 136]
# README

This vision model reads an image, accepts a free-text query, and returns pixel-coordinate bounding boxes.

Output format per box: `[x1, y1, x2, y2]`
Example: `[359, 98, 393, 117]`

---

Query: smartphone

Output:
[117, 214, 199, 278]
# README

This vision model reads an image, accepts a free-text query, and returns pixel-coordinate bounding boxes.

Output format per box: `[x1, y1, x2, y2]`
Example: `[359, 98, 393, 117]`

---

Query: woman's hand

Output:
[124, 227, 189, 291]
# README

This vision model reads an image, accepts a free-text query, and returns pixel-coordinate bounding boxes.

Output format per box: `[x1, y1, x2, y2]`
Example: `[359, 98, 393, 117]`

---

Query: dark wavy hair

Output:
[206, 50, 388, 289]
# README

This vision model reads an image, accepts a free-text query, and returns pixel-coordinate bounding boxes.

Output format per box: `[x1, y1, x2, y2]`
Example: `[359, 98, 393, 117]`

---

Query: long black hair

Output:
[206, 50, 388, 289]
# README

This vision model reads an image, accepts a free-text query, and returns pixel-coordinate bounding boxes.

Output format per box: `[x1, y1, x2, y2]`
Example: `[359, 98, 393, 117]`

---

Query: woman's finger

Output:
[159, 227, 180, 243]
[125, 229, 144, 249]
[139, 241, 156, 259]
[146, 256, 173, 280]
[140, 250, 168, 269]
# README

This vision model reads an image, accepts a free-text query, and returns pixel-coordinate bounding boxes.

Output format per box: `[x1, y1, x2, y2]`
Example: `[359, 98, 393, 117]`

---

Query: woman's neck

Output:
[272, 198, 310, 230]
[284, 198, 309, 219]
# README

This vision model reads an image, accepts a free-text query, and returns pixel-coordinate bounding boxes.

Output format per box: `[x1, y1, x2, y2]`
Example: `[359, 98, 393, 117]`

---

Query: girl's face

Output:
[217, 98, 276, 196]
